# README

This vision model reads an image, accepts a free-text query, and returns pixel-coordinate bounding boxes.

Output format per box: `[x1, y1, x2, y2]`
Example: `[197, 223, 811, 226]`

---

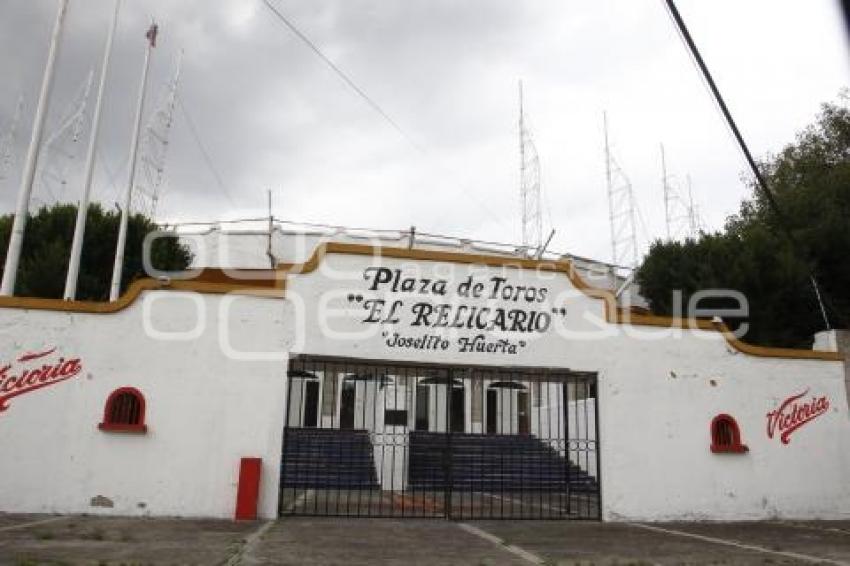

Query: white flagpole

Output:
[64, 0, 121, 301]
[0, 0, 69, 296]
[109, 21, 156, 302]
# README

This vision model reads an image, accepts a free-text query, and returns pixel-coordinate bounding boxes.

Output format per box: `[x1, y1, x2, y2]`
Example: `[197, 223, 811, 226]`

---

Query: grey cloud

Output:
[0, 0, 846, 264]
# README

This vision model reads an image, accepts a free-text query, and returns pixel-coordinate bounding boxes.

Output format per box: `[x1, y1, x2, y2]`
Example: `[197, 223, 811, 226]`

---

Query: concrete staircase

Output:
[408, 431, 597, 492]
[281, 428, 379, 489]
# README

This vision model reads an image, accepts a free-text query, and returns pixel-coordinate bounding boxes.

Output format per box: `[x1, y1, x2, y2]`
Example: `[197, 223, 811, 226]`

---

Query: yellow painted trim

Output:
[278, 242, 602, 292]
[0, 269, 283, 314]
[278, 242, 844, 362]
[0, 241, 841, 362]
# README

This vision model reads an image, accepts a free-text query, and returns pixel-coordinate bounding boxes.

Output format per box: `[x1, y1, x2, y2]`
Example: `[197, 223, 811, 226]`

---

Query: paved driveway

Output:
[1, 514, 849, 565]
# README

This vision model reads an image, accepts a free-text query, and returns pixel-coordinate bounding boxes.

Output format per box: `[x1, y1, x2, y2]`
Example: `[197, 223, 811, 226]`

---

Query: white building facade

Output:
[0, 235, 846, 522]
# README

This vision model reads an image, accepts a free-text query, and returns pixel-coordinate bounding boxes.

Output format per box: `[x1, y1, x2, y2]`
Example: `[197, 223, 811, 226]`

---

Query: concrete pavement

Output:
[1, 514, 849, 565]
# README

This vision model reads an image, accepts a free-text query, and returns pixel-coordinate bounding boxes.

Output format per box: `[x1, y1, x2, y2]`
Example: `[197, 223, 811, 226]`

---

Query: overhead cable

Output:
[662, 0, 834, 330]
[261, 0, 422, 152]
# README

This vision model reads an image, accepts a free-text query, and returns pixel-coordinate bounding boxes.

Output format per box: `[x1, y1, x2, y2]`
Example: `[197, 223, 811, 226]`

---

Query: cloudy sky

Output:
[0, 0, 847, 264]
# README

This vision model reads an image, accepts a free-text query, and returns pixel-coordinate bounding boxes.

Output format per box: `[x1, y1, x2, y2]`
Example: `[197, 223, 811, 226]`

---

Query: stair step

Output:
[283, 428, 380, 489]
[408, 431, 598, 492]
[282, 428, 598, 494]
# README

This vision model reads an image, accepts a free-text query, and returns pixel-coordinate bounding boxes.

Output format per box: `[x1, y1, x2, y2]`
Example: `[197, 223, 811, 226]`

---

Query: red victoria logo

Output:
[766, 389, 830, 445]
[0, 347, 82, 413]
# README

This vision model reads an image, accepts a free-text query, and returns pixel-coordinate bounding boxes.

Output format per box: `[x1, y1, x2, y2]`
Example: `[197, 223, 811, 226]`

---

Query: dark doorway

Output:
[415, 384, 429, 431]
[340, 380, 355, 429]
[518, 390, 530, 434]
[486, 388, 498, 434]
[450, 384, 465, 432]
[303, 380, 319, 428]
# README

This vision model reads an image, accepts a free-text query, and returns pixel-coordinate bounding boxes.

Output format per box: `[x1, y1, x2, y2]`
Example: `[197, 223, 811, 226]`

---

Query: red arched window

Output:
[710, 414, 747, 453]
[98, 387, 147, 433]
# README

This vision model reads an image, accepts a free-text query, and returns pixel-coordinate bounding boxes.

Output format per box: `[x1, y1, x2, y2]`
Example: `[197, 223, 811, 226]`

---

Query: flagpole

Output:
[109, 21, 156, 302]
[64, 0, 121, 301]
[0, 0, 69, 296]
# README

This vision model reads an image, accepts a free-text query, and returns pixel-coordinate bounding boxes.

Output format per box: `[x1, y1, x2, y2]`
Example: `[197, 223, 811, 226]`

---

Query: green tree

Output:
[637, 94, 850, 348]
[0, 203, 192, 301]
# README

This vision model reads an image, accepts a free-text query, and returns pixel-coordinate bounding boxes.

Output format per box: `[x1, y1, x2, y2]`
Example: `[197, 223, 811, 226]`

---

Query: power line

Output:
[662, 0, 833, 330]
[259, 0, 514, 236]
[261, 0, 422, 152]
[175, 91, 238, 208]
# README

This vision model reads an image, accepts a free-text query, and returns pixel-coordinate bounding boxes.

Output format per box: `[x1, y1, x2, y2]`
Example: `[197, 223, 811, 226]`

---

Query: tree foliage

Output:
[637, 95, 850, 348]
[0, 203, 192, 301]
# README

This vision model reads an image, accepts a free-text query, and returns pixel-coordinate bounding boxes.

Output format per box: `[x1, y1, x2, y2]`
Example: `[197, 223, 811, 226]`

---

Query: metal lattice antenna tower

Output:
[661, 144, 701, 240]
[518, 80, 542, 251]
[0, 94, 24, 183]
[603, 112, 638, 268]
[135, 52, 182, 220]
[686, 174, 698, 234]
[685, 174, 706, 235]
[36, 69, 94, 205]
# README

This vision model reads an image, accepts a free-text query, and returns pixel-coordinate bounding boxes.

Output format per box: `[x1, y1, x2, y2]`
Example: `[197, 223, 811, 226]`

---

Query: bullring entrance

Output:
[279, 355, 600, 520]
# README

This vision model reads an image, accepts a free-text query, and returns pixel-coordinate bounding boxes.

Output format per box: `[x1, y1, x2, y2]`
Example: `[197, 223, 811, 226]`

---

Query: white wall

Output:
[1, 246, 848, 522]
[285, 251, 850, 521]
[595, 331, 850, 521]
[0, 291, 289, 519]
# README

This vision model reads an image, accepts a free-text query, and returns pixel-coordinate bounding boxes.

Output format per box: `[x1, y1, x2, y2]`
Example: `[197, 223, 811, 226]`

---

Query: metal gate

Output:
[279, 356, 600, 520]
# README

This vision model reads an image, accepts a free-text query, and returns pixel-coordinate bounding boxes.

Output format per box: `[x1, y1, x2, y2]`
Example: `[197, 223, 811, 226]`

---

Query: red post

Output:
[235, 457, 262, 520]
